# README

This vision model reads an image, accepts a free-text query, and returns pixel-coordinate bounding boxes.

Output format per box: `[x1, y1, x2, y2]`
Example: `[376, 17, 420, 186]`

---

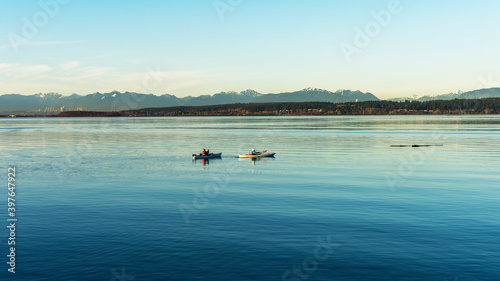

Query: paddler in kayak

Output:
[247, 148, 269, 156]
[201, 148, 211, 156]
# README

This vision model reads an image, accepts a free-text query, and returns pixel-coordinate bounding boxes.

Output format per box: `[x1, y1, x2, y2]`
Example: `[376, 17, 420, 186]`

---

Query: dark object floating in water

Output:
[390, 145, 444, 147]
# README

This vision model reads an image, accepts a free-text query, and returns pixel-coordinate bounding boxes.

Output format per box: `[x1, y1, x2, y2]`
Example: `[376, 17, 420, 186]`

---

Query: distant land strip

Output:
[51, 98, 500, 117]
[57, 111, 123, 117]
[2, 98, 499, 117]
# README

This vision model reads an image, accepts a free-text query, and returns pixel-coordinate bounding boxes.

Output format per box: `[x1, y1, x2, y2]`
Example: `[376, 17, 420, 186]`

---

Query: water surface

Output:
[1, 116, 499, 280]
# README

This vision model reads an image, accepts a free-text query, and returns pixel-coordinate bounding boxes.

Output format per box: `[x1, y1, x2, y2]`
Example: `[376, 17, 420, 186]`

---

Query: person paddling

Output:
[201, 148, 212, 156]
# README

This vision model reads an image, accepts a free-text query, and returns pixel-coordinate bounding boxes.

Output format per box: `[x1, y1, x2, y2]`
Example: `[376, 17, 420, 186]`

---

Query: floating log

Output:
[390, 145, 444, 147]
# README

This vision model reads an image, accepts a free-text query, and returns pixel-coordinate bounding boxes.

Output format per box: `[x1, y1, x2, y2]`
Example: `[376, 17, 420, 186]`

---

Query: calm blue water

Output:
[1, 116, 499, 281]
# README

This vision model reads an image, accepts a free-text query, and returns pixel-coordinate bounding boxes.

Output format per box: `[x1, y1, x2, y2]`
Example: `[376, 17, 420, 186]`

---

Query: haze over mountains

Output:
[1, 87, 500, 114]
[389, 88, 500, 102]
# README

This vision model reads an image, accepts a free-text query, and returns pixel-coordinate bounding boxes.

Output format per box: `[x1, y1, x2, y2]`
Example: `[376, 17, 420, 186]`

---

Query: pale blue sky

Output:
[1, 0, 499, 98]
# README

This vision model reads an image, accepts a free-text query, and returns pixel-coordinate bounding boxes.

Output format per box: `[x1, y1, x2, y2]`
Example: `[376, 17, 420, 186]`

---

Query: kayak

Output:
[193, 153, 222, 160]
[238, 153, 275, 158]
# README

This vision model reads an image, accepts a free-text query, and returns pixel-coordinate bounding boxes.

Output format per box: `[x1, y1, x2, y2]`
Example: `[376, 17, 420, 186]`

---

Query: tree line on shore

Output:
[120, 98, 500, 116]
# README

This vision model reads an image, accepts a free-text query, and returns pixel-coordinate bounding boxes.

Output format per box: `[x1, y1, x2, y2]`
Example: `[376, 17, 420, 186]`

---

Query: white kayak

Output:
[193, 153, 222, 160]
[238, 153, 275, 158]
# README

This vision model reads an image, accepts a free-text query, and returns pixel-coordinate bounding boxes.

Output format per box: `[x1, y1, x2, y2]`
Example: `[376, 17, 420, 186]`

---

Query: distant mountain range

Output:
[389, 88, 500, 102]
[2, 87, 500, 114]
[0, 88, 378, 114]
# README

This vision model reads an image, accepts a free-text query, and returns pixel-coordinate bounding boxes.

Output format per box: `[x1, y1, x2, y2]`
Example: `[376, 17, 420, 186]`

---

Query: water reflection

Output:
[192, 158, 224, 166]
[239, 157, 276, 166]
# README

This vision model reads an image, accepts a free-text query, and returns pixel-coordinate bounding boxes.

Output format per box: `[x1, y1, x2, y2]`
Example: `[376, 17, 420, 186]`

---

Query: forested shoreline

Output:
[120, 98, 500, 116]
